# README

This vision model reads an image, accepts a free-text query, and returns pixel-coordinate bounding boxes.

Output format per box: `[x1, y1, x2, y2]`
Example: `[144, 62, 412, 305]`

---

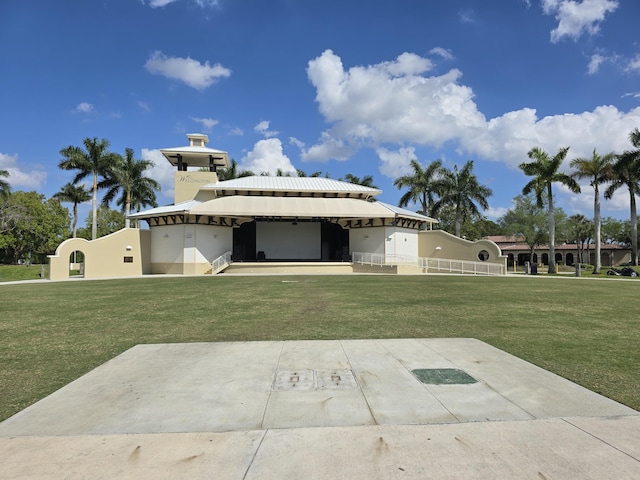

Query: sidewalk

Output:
[1, 338, 638, 479]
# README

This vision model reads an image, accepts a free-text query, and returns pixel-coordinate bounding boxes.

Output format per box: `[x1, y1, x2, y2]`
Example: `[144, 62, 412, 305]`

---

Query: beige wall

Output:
[49, 228, 151, 280]
[150, 224, 233, 275]
[174, 171, 218, 203]
[419, 230, 507, 271]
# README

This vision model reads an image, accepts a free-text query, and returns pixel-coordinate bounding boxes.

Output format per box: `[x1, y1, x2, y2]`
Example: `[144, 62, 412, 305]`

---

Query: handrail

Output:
[210, 251, 232, 274]
[351, 252, 504, 276]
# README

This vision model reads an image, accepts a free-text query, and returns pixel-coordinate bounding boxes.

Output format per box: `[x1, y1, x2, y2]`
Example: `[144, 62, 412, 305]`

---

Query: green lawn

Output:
[0, 274, 638, 421]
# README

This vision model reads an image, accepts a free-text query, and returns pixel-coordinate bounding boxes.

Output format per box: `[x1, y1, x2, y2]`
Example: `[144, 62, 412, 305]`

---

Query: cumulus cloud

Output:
[0, 152, 47, 190]
[74, 102, 94, 114]
[376, 147, 417, 178]
[191, 116, 218, 131]
[254, 120, 278, 138]
[304, 49, 640, 180]
[240, 138, 296, 175]
[142, 148, 175, 201]
[145, 51, 231, 90]
[541, 0, 619, 43]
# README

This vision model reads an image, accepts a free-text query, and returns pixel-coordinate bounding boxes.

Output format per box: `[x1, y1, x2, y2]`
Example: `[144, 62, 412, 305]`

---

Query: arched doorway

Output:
[566, 252, 574, 266]
[69, 250, 85, 277]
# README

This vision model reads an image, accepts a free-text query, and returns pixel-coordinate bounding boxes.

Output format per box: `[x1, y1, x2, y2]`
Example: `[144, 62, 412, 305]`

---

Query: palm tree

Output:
[53, 183, 91, 238]
[433, 160, 492, 237]
[216, 159, 254, 180]
[0, 169, 10, 200]
[101, 148, 161, 228]
[394, 159, 444, 216]
[605, 128, 640, 265]
[570, 149, 615, 273]
[520, 146, 581, 274]
[59, 137, 117, 239]
[342, 173, 377, 188]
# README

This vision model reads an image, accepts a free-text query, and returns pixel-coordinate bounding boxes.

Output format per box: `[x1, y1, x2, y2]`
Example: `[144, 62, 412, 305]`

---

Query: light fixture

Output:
[125, 245, 132, 251]
[435, 246, 442, 250]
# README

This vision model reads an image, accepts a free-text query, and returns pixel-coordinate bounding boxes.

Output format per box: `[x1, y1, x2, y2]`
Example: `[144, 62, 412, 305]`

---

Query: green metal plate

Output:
[412, 368, 477, 385]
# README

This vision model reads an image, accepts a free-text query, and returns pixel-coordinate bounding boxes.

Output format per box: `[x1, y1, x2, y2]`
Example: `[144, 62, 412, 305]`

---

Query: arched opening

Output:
[541, 253, 548, 265]
[69, 250, 85, 277]
[566, 252, 575, 266]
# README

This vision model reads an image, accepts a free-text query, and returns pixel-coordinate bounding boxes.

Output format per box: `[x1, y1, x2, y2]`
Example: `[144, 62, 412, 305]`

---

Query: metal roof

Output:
[200, 176, 382, 197]
[159, 146, 230, 169]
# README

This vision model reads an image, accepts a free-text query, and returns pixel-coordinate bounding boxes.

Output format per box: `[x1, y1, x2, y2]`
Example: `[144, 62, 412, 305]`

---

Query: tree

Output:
[499, 194, 548, 265]
[519, 146, 581, 273]
[341, 173, 378, 188]
[53, 183, 91, 238]
[77, 206, 125, 240]
[605, 129, 640, 265]
[215, 159, 254, 180]
[0, 191, 69, 264]
[101, 148, 160, 228]
[394, 159, 444, 216]
[566, 214, 593, 264]
[59, 137, 117, 240]
[601, 217, 631, 247]
[570, 149, 614, 273]
[296, 169, 323, 177]
[437, 206, 501, 240]
[0, 169, 10, 200]
[433, 160, 492, 237]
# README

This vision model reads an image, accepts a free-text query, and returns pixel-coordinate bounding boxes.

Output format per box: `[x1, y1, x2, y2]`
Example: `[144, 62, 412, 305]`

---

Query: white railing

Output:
[210, 251, 232, 274]
[352, 252, 504, 276]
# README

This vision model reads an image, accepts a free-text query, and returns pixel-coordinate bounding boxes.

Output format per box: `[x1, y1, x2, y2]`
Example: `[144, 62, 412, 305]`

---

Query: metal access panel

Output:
[411, 368, 477, 385]
[272, 369, 358, 391]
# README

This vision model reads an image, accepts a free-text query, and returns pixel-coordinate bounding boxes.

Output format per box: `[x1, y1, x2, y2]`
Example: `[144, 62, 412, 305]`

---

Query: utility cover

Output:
[272, 369, 357, 391]
[412, 368, 477, 385]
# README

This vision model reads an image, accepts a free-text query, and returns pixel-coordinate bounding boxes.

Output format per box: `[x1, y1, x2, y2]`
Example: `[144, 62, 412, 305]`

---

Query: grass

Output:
[0, 264, 49, 282]
[0, 273, 638, 421]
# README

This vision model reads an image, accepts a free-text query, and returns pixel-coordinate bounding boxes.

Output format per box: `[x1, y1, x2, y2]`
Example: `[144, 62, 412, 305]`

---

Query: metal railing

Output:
[352, 252, 504, 276]
[210, 251, 232, 274]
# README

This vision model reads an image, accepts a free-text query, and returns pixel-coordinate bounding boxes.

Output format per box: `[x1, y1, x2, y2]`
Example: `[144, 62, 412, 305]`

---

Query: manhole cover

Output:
[272, 369, 357, 391]
[411, 368, 477, 385]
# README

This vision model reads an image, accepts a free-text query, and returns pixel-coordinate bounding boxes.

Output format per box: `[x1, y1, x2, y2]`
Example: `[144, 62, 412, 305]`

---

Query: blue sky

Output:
[1, 0, 639, 223]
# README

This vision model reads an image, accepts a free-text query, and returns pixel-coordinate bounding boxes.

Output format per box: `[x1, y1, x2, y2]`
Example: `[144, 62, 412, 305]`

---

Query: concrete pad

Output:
[246, 421, 640, 479]
[1, 339, 638, 479]
[0, 430, 265, 480]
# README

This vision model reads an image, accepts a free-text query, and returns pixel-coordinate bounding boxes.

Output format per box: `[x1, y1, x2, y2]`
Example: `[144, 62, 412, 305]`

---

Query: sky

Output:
[1, 0, 640, 224]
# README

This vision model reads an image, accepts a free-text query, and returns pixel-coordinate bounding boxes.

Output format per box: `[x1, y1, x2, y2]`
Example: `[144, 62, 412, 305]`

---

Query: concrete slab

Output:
[1, 339, 638, 479]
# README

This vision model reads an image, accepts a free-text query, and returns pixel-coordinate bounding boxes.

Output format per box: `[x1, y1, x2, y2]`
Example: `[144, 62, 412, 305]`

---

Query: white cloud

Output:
[485, 205, 509, 220]
[0, 152, 47, 190]
[458, 9, 476, 24]
[240, 138, 296, 175]
[626, 55, 640, 73]
[254, 120, 278, 138]
[541, 0, 619, 43]
[305, 49, 640, 179]
[145, 51, 231, 90]
[137, 101, 150, 112]
[228, 127, 244, 136]
[376, 146, 417, 178]
[145, 0, 221, 7]
[191, 116, 218, 132]
[74, 102, 94, 114]
[142, 148, 175, 201]
[429, 47, 454, 61]
[587, 53, 605, 74]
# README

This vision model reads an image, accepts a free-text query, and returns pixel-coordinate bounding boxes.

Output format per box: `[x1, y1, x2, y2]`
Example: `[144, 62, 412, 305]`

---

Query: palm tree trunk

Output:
[92, 172, 98, 240]
[631, 191, 638, 266]
[125, 191, 131, 229]
[593, 187, 602, 273]
[548, 187, 556, 274]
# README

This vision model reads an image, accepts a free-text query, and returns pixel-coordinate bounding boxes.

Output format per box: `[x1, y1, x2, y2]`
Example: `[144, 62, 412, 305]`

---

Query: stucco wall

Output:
[49, 228, 151, 280]
[151, 224, 232, 274]
[350, 227, 385, 255]
[384, 226, 418, 258]
[418, 230, 506, 269]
